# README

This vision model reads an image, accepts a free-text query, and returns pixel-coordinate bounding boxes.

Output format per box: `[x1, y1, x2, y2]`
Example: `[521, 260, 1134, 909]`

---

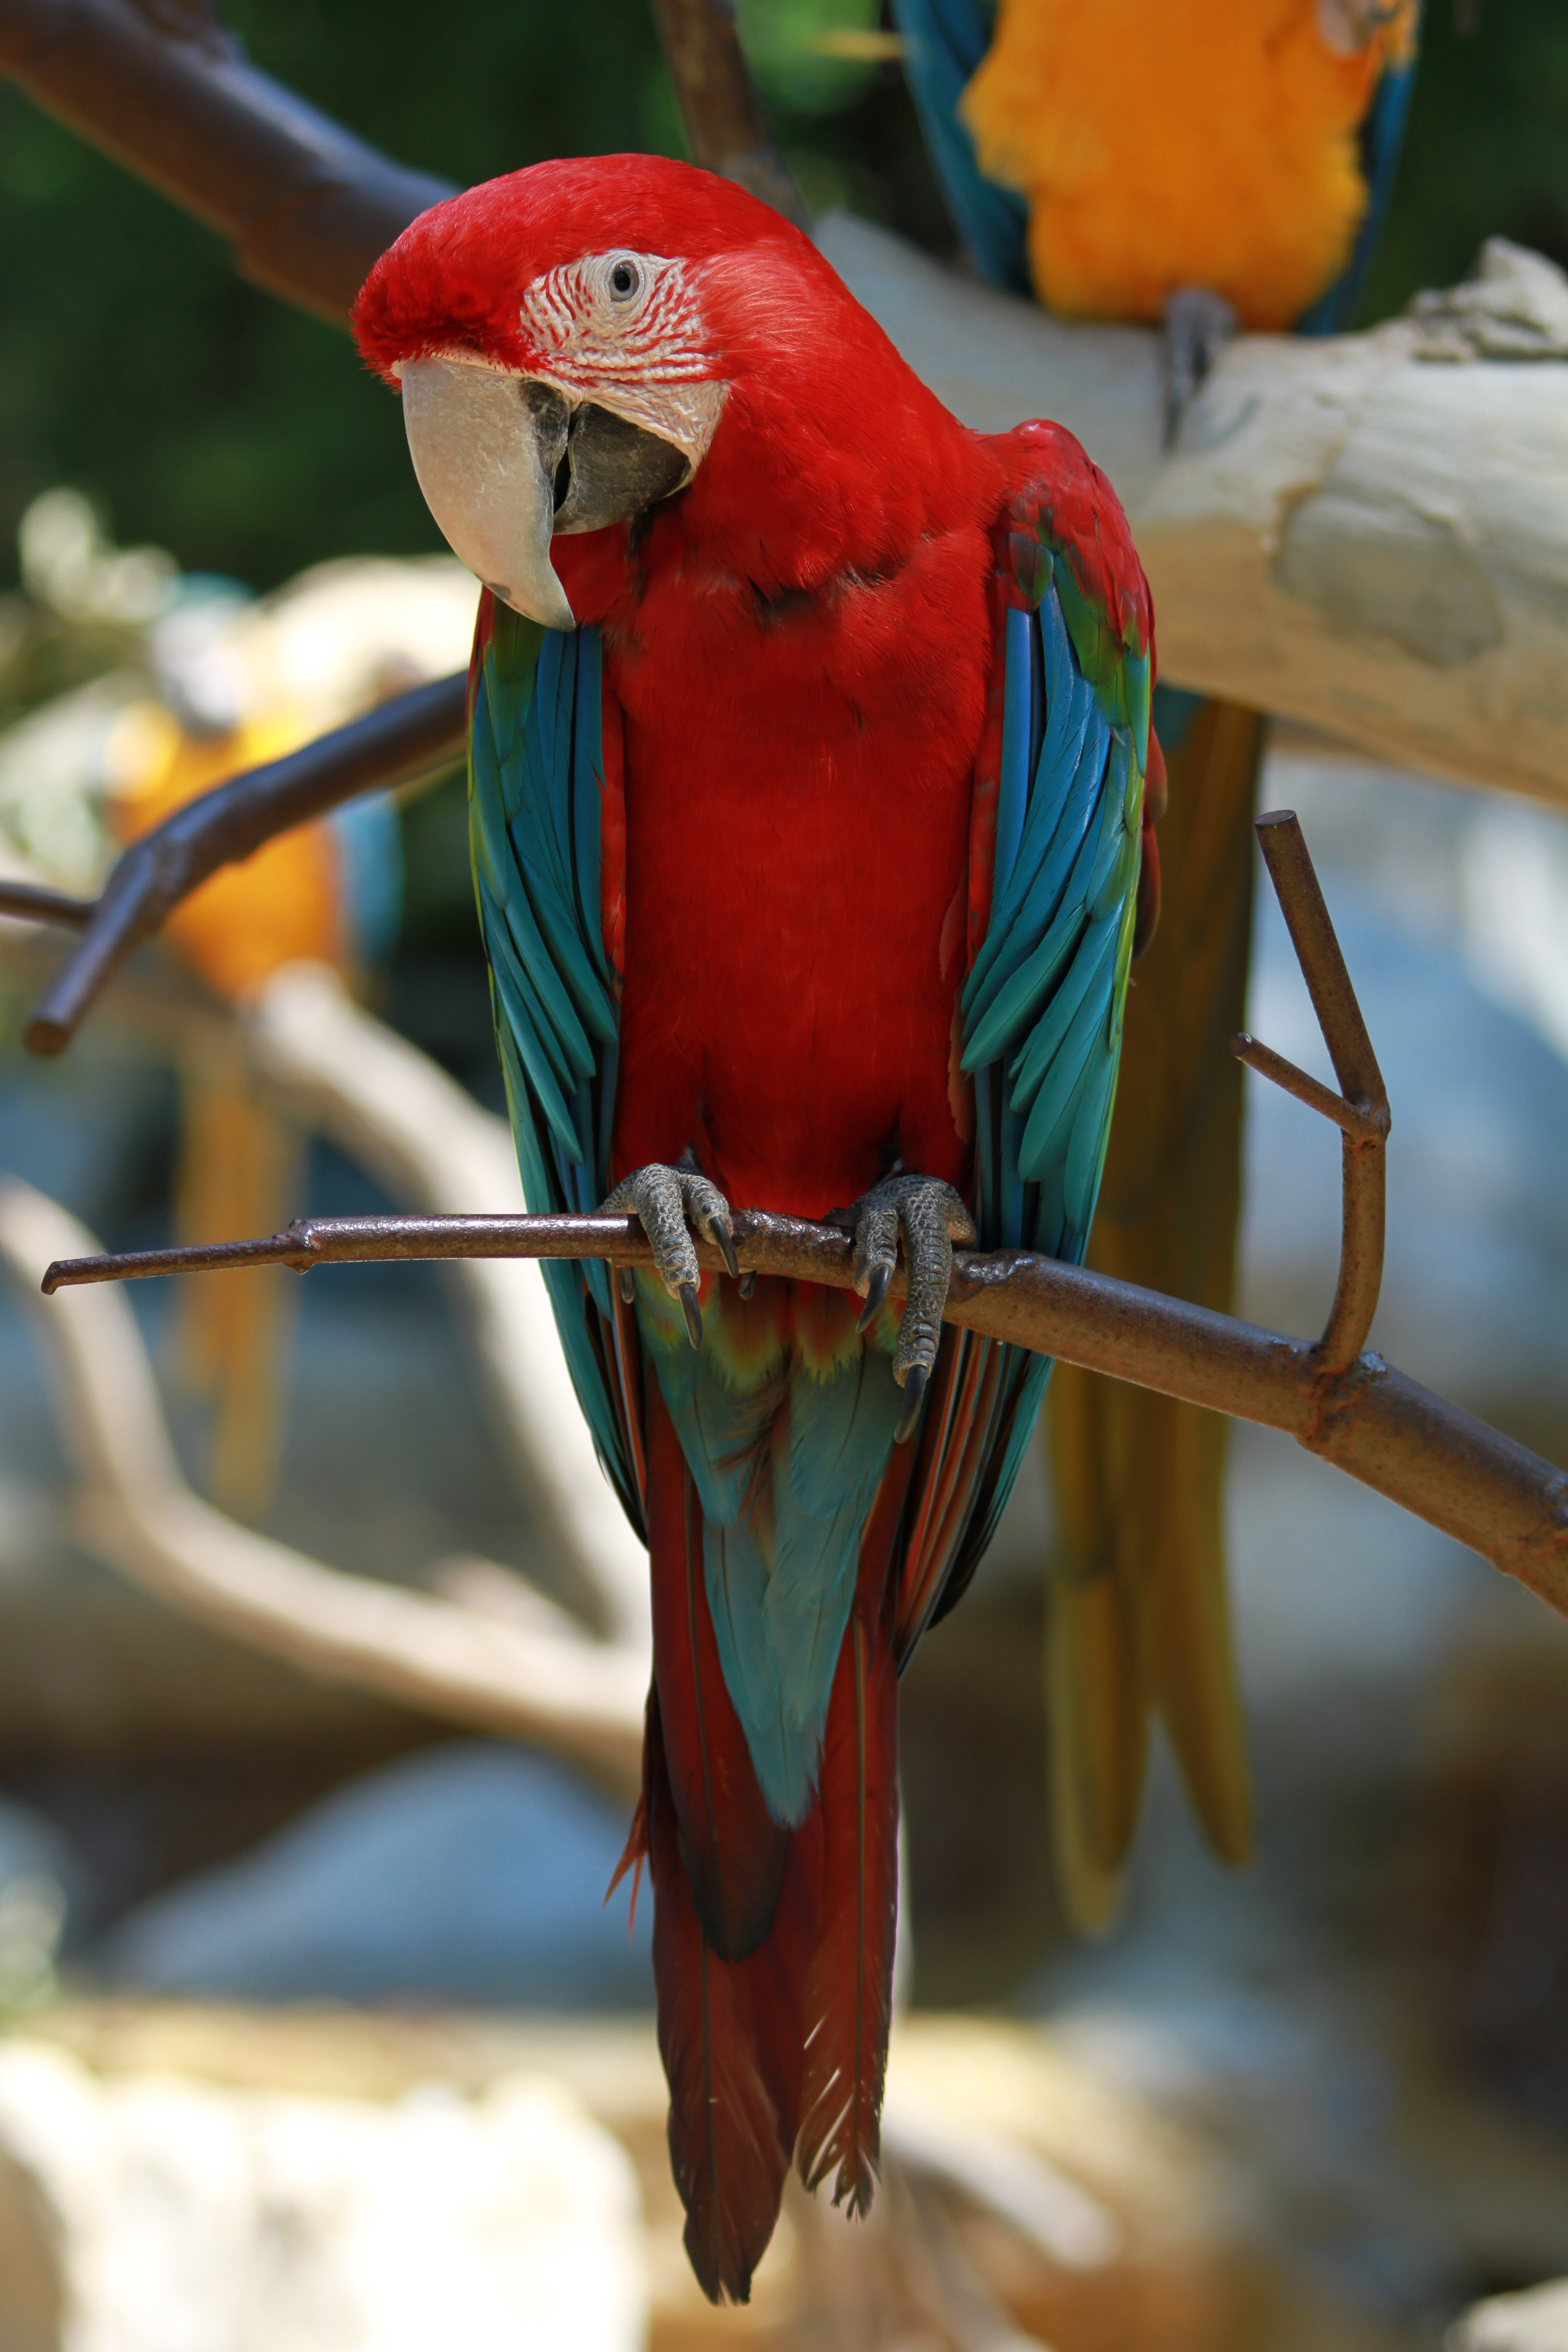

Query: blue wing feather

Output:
[900, 528, 1145, 1652]
[1297, 13, 1423, 335]
[470, 604, 641, 1531]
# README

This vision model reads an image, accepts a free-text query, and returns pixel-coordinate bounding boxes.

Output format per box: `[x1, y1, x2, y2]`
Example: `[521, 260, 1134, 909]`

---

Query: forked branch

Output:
[1232, 809, 1391, 1372]
[38, 818, 1568, 1619]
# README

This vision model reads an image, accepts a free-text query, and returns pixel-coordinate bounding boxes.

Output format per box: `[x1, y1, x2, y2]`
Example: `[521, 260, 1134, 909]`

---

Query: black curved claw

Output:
[856, 1259, 892, 1334]
[707, 1217, 740, 1281]
[739, 1269, 756, 1301]
[679, 1281, 704, 1350]
[894, 1362, 927, 1446]
[618, 1266, 636, 1305]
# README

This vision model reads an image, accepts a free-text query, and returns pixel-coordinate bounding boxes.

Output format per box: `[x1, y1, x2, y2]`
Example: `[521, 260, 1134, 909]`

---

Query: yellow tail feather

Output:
[1046, 697, 1263, 1931]
[173, 1065, 303, 1515]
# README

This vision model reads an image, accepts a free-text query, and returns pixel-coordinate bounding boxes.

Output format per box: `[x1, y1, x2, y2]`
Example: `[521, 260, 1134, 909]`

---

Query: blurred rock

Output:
[0, 1799, 78, 2020]
[1450, 2280, 1568, 2352]
[94, 1744, 652, 2009]
[0, 2038, 645, 2352]
[21, 2004, 1416, 2352]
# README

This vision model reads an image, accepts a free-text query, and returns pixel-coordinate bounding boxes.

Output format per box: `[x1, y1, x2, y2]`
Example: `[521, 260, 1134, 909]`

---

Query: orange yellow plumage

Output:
[960, 0, 1418, 327]
[104, 702, 344, 1512]
[106, 703, 345, 1001]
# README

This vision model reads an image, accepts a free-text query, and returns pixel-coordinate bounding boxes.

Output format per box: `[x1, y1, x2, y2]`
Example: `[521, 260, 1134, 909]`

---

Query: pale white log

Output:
[243, 961, 651, 1650]
[818, 220, 1568, 811]
[0, 1180, 645, 1783]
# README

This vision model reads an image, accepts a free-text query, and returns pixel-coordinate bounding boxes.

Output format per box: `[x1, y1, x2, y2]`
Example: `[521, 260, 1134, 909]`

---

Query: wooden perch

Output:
[6, 0, 1568, 804]
[818, 217, 1568, 811]
[0, 1177, 647, 1783]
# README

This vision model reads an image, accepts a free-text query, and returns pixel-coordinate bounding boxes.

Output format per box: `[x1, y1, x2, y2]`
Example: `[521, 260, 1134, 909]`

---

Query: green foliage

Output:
[1361, 1, 1568, 319]
[733, 0, 882, 115]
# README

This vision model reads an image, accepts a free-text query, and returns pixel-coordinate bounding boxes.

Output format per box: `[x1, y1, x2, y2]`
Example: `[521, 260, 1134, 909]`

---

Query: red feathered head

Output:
[353, 155, 973, 629]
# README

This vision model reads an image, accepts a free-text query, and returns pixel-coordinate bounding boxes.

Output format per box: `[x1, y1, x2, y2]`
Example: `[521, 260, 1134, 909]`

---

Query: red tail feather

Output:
[795, 1450, 908, 2214]
[648, 1690, 824, 2303]
[606, 1694, 652, 1936]
[645, 1373, 790, 1958]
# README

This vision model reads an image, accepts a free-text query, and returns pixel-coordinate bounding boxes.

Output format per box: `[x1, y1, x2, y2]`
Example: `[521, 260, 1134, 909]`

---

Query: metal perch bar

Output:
[20, 669, 468, 1057]
[33, 813, 1568, 1607]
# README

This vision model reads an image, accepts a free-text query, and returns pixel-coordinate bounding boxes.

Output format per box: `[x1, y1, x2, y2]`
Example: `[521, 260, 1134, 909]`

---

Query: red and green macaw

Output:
[353, 154, 1154, 2301]
[893, 0, 1423, 1931]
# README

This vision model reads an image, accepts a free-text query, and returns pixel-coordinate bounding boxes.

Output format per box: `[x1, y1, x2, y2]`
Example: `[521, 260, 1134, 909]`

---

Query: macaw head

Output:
[354, 154, 973, 631]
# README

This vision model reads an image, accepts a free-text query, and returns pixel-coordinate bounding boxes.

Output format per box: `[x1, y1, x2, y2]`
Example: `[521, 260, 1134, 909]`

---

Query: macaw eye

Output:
[609, 260, 640, 302]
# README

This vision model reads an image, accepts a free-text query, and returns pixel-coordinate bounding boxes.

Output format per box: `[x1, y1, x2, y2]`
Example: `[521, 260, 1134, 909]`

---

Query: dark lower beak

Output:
[527, 384, 692, 537]
[401, 358, 692, 632]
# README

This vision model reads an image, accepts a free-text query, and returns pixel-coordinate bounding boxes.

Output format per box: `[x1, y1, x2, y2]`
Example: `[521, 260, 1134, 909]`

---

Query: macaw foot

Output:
[832, 1174, 977, 1445]
[1161, 285, 1239, 446]
[602, 1162, 740, 1348]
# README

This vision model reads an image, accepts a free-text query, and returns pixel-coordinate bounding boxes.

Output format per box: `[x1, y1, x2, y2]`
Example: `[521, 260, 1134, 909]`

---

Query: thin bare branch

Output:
[35, 1200, 1568, 1610]
[1242, 810, 1390, 1370]
[20, 670, 467, 1057]
[0, 880, 93, 928]
[1230, 1035, 1387, 1144]
[0, 1177, 647, 1782]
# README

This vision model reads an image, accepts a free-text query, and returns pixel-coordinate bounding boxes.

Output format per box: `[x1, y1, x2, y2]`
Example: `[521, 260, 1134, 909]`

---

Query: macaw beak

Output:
[399, 356, 691, 632]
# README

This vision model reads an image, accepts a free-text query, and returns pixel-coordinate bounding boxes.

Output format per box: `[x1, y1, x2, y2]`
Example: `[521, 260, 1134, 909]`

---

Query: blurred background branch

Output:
[0, 1177, 647, 1785]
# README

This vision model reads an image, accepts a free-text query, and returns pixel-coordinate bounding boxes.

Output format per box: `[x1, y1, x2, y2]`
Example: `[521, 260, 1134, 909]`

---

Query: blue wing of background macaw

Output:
[892, 0, 1423, 330]
[893, 0, 1030, 293]
[1295, 25, 1421, 334]
[466, 573, 1143, 1667]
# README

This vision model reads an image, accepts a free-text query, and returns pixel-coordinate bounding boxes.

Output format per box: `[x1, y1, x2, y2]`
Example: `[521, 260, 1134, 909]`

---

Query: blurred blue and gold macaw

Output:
[108, 694, 400, 1510]
[895, 0, 1421, 1929]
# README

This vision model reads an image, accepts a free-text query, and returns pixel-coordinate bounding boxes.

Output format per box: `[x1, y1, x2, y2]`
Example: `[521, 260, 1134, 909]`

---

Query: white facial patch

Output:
[518, 249, 726, 472]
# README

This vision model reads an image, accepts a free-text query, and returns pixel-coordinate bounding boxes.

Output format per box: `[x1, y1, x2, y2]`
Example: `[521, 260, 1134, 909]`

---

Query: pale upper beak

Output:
[399, 356, 691, 632]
